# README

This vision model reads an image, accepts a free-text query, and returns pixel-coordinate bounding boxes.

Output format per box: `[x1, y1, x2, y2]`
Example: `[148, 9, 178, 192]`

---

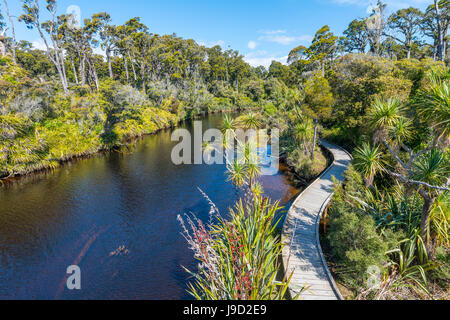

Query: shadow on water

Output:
[0, 113, 301, 300]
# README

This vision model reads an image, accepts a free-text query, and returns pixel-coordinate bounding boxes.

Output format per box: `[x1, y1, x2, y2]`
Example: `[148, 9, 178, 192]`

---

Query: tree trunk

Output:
[55, 63, 69, 95]
[0, 33, 6, 56]
[124, 55, 129, 84]
[419, 189, 435, 246]
[87, 58, 99, 90]
[80, 54, 86, 87]
[434, 0, 445, 61]
[311, 119, 318, 160]
[140, 62, 146, 94]
[71, 58, 79, 85]
[3, 0, 16, 64]
[128, 52, 137, 82]
[55, 49, 68, 91]
[106, 48, 114, 79]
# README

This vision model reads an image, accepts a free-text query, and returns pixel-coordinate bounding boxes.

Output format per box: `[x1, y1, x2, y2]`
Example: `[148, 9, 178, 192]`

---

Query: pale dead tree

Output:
[0, 27, 7, 56]
[0, 4, 6, 57]
[433, 0, 446, 61]
[20, 0, 69, 95]
[367, 0, 387, 56]
[2, 0, 16, 64]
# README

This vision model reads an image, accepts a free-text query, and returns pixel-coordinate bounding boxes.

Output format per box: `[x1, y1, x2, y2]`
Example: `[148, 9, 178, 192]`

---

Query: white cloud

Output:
[93, 46, 106, 57]
[258, 34, 312, 46]
[198, 40, 225, 48]
[260, 30, 287, 35]
[32, 39, 47, 51]
[244, 50, 288, 68]
[248, 41, 258, 50]
[330, 0, 431, 11]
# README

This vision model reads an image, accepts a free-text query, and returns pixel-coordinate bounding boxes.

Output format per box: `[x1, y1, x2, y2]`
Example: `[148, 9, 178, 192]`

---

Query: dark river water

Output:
[0, 114, 300, 300]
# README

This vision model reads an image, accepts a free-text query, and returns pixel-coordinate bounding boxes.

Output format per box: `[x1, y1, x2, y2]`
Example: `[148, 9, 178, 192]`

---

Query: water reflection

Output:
[0, 114, 299, 300]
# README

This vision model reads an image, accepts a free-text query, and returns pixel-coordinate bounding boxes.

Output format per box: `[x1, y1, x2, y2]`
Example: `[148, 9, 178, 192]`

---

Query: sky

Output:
[6, 0, 433, 68]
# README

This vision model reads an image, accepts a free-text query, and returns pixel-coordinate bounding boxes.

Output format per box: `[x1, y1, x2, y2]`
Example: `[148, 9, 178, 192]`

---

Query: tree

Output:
[353, 142, 385, 187]
[0, 5, 6, 56]
[341, 19, 369, 53]
[268, 61, 293, 87]
[119, 17, 151, 92]
[2, 1, 15, 63]
[227, 50, 249, 91]
[287, 45, 308, 64]
[288, 25, 337, 75]
[116, 18, 148, 85]
[387, 7, 423, 59]
[60, 13, 100, 89]
[367, 0, 387, 56]
[20, 0, 69, 94]
[433, 0, 447, 61]
[308, 25, 338, 75]
[293, 118, 314, 156]
[361, 74, 450, 247]
[422, 1, 449, 61]
[303, 71, 334, 122]
[89, 13, 118, 79]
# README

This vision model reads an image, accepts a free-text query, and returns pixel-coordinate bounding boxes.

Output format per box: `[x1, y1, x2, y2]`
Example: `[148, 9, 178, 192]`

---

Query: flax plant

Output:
[178, 197, 296, 300]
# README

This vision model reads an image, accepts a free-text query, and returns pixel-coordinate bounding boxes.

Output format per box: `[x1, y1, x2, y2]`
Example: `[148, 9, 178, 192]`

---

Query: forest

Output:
[0, 0, 448, 300]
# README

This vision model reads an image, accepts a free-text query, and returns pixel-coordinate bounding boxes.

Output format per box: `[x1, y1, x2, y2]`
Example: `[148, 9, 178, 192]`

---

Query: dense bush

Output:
[285, 146, 327, 182]
[325, 54, 445, 148]
[327, 200, 389, 288]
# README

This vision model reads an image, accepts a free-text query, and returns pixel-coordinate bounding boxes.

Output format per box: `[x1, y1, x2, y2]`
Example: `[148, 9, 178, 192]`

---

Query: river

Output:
[0, 113, 300, 300]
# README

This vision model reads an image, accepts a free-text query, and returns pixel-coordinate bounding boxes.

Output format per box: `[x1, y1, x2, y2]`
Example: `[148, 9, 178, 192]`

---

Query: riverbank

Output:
[0, 108, 248, 184]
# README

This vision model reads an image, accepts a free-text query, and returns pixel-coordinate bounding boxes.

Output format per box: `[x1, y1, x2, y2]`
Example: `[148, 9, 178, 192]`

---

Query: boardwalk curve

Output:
[282, 140, 352, 300]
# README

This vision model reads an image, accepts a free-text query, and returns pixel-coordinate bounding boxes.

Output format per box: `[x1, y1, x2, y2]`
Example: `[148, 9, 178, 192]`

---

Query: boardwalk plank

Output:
[282, 140, 352, 300]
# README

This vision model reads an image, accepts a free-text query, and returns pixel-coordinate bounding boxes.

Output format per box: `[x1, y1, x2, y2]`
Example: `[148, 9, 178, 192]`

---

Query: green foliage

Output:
[353, 143, 385, 187]
[341, 19, 369, 53]
[412, 149, 450, 187]
[413, 69, 450, 138]
[386, 229, 434, 291]
[263, 102, 277, 117]
[179, 198, 294, 300]
[328, 158, 449, 298]
[430, 193, 450, 247]
[268, 61, 295, 87]
[288, 25, 337, 74]
[329, 54, 412, 128]
[303, 72, 334, 121]
[368, 98, 404, 130]
[236, 112, 262, 130]
[285, 146, 327, 182]
[327, 199, 389, 288]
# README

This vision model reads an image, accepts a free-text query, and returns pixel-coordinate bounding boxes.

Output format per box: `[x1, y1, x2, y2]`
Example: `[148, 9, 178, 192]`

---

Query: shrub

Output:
[327, 200, 388, 289]
[263, 102, 277, 117]
[178, 197, 294, 300]
[285, 146, 327, 182]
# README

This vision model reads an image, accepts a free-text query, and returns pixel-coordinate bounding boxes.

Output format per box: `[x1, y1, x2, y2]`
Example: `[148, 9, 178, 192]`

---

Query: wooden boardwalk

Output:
[282, 140, 352, 300]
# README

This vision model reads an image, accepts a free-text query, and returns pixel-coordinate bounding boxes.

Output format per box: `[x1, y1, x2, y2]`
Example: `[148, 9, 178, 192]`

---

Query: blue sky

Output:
[7, 0, 432, 68]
